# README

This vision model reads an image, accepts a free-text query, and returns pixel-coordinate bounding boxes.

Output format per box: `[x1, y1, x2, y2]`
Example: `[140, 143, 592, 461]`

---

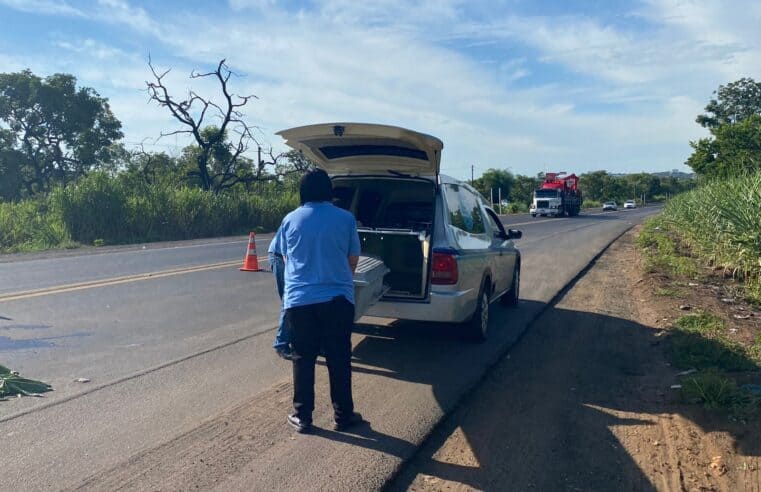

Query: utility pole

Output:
[471, 165, 474, 185]
[498, 188, 503, 215]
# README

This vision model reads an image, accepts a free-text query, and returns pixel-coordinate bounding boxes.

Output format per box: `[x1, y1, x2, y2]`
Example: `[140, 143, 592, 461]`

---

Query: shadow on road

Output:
[314, 300, 760, 490]
[311, 423, 418, 457]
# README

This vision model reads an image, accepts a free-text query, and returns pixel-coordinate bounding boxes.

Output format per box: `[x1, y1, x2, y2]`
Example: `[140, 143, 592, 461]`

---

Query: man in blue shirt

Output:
[277, 169, 364, 433]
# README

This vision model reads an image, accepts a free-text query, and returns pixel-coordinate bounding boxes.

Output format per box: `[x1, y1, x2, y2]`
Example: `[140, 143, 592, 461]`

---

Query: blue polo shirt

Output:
[277, 202, 361, 309]
[267, 225, 283, 255]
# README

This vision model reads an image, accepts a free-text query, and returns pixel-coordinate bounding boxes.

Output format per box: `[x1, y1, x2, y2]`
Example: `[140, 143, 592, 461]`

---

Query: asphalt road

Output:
[0, 207, 658, 491]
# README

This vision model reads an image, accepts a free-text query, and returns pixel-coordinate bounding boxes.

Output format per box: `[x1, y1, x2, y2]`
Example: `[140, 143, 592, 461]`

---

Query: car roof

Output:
[439, 174, 490, 202]
[439, 174, 461, 185]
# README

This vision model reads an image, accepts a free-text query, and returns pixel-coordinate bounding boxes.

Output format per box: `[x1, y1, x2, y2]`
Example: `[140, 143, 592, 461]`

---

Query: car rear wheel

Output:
[501, 264, 520, 306]
[465, 285, 490, 342]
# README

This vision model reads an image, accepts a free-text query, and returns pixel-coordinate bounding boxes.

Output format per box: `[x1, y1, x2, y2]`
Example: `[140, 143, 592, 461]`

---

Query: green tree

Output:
[510, 174, 539, 206]
[579, 170, 618, 201]
[0, 69, 123, 195]
[0, 129, 24, 200]
[472, 168, 514, 203]
[688, 115, 761, 177]
[274, 150, 317, 188]
[621, 173, 661, 200]
[688, 78, 761, 177]
[119, 146, 184, 189]
[696, 78, 761, 129]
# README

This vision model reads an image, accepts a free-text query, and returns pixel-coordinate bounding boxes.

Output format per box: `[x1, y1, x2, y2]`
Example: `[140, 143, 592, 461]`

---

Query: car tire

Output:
[501, 263, 520, 306]
[465, 284, 490, 342]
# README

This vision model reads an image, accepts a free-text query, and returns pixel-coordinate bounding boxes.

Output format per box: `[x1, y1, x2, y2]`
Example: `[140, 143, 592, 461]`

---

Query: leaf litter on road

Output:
[0, 364, 52, 398]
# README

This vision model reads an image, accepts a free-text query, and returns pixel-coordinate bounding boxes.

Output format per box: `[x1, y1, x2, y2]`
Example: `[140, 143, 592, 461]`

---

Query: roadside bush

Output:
[636, 218, 699, 277]
[0, 198, 73, 252]
[582, 199, 601, 209]
[505, 202, 529, 214]
[0, 172, 299, 253]
[668, 313, 758, 372]
[662, 172, 761, 304]
[51, 172, 131, 244]
[681, 368, 754, 412]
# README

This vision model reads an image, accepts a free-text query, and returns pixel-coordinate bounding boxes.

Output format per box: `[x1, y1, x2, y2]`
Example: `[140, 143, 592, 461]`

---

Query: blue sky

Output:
[1, 0, 759, 180]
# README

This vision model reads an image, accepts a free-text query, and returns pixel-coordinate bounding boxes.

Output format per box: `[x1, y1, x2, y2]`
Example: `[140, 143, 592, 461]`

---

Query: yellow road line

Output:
[0, 257, 270, 303]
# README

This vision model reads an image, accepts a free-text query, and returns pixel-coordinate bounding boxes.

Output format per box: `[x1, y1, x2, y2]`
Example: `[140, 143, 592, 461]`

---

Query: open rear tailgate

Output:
[277, 123, 443, 178]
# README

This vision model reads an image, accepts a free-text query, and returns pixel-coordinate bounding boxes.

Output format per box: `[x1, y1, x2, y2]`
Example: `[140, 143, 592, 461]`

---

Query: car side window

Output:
[484, 208, 505, 238]
[443, 184, 486, 235]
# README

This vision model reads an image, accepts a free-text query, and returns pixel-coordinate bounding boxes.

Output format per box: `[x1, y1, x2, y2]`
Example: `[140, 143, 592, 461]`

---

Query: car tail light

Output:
[431, 250, 458, 285]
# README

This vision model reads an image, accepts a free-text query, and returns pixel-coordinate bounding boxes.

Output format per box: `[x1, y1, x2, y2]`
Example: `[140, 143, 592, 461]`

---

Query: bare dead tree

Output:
[145, 57, 261, 193]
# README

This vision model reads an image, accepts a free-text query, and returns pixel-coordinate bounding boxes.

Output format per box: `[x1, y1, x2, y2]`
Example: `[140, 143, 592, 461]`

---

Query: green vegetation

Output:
[639, 171, 761, 303]
[669, 315, 760, 417]
[0, 66, 310, 253]
[642, 191, 761, 418]
[681, 369, 759, 416]
[579, 170, 694, 204]
[662, 173, 761, 304]
[473, 168, 694, 212]
[0, 172, 298, 253]
[669, 313, 757, 372]
[504, 202, 529, 214]
[582, 199, 601, 209]
[636, 218, 699, 277]
[0, 364, 52, 398]
[0, 198, 72, 252]
[640, 78, 761, 417]
[689, 78, 761, 178]
[655, 287, 681, 298]
[0, 70, 123, 199]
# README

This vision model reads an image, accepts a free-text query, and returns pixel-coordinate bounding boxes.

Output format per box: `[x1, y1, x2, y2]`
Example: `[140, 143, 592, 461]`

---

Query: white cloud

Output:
[0, 0, 84, 17]
[228, 0, 277, 11]
[94, 0, 166, 39]
[5, 0, 760, 176]
[638, 0, 761, 81]
[54, 38, 131, 61]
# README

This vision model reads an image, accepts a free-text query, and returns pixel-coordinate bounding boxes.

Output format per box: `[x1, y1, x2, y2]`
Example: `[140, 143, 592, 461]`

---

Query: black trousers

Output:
[285, 296, 355, 423]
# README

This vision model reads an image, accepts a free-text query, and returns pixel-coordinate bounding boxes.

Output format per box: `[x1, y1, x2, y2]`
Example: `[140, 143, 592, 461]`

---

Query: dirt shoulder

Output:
[391, 227, 761, 492]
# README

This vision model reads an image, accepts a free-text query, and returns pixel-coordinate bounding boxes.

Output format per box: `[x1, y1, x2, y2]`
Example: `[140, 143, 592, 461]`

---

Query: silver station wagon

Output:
[277, 123, 521, 340]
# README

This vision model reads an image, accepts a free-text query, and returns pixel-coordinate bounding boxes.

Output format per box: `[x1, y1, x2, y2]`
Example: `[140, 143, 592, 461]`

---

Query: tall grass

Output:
[0, 198, 73, 252]
[661, 172, 761, 303]
[0, 172, 299, 253]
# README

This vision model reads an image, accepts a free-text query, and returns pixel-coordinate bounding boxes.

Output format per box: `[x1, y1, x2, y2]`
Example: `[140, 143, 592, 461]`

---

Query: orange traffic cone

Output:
[240, 232, 262, 271]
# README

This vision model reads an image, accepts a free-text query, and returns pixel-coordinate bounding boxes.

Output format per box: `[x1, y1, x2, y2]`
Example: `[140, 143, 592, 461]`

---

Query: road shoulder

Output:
[392, 227, 761, 491]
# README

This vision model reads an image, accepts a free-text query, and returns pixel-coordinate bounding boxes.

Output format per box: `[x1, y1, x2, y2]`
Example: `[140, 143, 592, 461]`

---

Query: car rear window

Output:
[320, 145, 428, 160]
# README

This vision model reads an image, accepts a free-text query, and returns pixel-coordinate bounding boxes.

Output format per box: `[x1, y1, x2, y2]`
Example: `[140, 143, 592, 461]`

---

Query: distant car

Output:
[624, 200, 637, 209]
[602, 201, 618, 211]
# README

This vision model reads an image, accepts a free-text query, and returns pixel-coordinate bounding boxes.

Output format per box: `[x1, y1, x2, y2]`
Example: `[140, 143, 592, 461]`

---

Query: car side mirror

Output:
[507, 229, 522, 240]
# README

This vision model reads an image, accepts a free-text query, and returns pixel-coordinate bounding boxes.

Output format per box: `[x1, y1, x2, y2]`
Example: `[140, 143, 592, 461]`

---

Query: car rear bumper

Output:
[364, 288, 477, 323]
